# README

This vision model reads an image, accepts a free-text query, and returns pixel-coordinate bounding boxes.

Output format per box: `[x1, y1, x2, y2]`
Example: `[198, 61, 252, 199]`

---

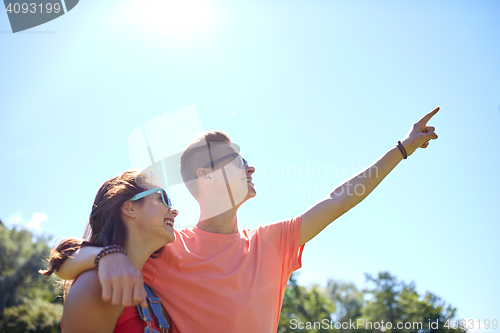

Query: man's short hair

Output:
[180, 130, 232, 196]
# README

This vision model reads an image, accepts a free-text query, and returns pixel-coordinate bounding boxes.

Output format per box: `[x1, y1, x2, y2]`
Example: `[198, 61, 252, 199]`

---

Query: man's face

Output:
[203, 143, 256, 207]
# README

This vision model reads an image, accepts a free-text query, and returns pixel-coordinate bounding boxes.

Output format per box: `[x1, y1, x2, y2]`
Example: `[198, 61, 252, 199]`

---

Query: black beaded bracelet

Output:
[94, 245, 127, 269]
[397, 141, 408, 159]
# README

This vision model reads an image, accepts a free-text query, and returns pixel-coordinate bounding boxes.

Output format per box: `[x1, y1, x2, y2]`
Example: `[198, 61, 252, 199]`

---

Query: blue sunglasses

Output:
[129, 188, 172, 208]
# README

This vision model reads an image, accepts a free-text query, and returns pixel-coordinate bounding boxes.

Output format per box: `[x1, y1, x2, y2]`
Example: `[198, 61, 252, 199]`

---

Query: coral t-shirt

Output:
[142, 216, 304, 333]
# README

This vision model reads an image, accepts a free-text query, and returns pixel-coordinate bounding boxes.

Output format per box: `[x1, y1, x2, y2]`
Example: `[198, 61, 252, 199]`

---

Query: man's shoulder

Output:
[256, 216, 302, 232]
[238, 216, 301, 240]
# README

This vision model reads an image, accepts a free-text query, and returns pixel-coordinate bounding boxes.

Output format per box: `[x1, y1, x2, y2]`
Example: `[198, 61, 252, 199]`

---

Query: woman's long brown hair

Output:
[40, 170, 150, 277]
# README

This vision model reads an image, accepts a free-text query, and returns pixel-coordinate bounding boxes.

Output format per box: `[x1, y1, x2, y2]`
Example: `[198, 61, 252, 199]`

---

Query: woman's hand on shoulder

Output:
[62, 270, 125, 333]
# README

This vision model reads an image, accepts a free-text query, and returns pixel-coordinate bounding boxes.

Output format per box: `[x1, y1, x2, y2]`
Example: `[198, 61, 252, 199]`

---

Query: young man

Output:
[55, 108, 440, 332]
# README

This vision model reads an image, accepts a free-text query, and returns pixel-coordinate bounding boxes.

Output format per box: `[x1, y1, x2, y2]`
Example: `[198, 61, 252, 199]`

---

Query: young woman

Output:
[42, 170, 178, 333]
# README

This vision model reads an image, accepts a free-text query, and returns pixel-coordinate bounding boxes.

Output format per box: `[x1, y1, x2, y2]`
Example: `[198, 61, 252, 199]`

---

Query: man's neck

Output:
[196, 208, 239, 234]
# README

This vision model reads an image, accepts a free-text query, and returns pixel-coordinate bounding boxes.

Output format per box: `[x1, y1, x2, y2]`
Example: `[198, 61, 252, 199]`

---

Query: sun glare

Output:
[115, 0, 219, 38]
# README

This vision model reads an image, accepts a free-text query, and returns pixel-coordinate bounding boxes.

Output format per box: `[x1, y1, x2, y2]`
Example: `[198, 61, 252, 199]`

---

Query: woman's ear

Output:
[196, 168, 213, 184]
[121, 200, 137, 218]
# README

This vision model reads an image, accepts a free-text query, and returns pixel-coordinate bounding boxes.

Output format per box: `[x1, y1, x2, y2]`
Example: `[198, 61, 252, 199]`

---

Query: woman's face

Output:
[134, 190, 178, 246]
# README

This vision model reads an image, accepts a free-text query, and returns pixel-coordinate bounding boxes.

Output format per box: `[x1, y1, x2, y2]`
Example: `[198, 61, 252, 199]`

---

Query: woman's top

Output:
[61, 276, 164, 333]
[113, 305, 163, 333]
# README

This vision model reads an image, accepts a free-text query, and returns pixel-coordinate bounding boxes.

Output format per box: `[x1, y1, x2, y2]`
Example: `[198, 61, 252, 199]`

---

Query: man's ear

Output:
[196, 168, 213, 184]
[121, 200, 137, 218]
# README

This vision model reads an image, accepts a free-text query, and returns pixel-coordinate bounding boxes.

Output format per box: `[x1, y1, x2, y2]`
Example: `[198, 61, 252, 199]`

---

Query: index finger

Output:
[138, 297, 148, 309]
[418, 107, 440, 125]
[133, 281, 147, 305]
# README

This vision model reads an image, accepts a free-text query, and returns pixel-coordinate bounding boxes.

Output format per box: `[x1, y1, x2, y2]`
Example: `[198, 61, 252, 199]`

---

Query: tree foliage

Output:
[279, 274, 336, 333]
[279, 272, 466, 333]
[327, 279, 364, 324]
[0, 223, 63, 333]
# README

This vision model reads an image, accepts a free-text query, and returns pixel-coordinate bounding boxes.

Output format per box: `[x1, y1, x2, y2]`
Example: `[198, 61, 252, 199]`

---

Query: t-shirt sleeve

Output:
[260, 215, 305, 276]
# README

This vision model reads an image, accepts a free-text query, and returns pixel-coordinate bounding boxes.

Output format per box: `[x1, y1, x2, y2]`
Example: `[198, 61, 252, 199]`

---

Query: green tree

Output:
[0, 223, 63, 333]
[362, 272, 403, 332]
[279, 274, 336, 333]
[327, 279, 364, 331]
[280, 272, 467, 333]
[361, 272, 466, 333]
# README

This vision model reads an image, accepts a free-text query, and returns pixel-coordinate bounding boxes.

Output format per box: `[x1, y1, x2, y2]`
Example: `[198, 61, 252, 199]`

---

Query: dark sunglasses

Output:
[203, 152, 248, 170]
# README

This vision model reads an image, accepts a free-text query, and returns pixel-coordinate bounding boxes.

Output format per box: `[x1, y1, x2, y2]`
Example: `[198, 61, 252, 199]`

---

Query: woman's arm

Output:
[62, 270, 124, 333]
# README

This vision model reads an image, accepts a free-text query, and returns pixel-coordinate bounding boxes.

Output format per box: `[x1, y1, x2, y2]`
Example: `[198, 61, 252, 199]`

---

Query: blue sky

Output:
[1, 0, 499, 328]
